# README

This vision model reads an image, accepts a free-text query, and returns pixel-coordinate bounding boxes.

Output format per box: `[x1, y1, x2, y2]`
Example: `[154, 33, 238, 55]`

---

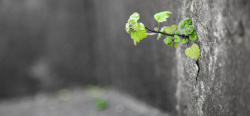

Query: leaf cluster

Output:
[178, 18, 197, 41]
[159, 25, 181, 48]
[157, 18, 197, 48]
[125, 11, 200, 59]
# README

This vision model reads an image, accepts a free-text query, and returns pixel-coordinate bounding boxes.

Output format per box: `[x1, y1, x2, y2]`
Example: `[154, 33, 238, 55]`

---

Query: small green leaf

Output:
[164, 36, 172, 44]
[171, 24, 178, 31]
[182, 28, 188, 35]
[174, 42, 179, 48]
[169, 30, 174, 34]
[168, 42, 173, 47]
[184, 18, 192, 25]
[179, 18, 192, 29]
[154, 11, 172, 23]
[164, 36, 173, 47]
[165, 26, 173, 34]
[182, 39, 189, 44]
[178, 20, 185, 29]
[175, 30, 180, 34]
[182, 25, 194, 35]
[128, 12, 139, 23]
[189, 31, 197, 41]
[174, 35, 181, 42]
[154, 27, 159, 31]
[131, 22, 147, 46]
[95, 98, 108, 110]
[185, 44, 200, 59]
[126, 12, 140, 34]
[186, 25, 194, 35]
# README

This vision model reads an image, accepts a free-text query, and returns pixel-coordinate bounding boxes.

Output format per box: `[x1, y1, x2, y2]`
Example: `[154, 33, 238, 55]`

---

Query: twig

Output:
[145, 26, 189, 38]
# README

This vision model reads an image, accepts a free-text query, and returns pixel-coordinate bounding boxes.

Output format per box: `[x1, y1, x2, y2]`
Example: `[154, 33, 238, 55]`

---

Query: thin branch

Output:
[145, 26, 189, 38]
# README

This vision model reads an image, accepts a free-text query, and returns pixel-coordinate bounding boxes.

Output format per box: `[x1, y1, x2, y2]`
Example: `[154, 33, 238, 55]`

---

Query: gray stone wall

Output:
[176, 0, 250, 115]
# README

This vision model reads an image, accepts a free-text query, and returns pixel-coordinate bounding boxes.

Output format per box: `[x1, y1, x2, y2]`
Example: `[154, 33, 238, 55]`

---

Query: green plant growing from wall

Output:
[125, 11, 200, 59]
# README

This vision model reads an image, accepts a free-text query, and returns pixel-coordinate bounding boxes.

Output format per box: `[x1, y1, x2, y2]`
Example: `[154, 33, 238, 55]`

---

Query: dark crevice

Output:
[195, 60, 201, 115]
[195, 60, 200, 87]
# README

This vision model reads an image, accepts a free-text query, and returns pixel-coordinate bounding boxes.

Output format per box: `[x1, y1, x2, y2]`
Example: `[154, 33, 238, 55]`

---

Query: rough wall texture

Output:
[176, 0, 250, 115]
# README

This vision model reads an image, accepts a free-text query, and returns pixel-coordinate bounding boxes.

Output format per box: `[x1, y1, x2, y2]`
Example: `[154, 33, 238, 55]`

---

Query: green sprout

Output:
[125, 11, 199, 59]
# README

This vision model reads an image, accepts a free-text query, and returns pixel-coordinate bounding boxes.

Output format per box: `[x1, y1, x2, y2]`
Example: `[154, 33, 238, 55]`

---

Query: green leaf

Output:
[161, 26, 167, 32]
[164, 37, 173, 47]
[178, 20, 185, 29]
[168, 42, 173, 47]
[164, 36, 173, 47]
[154, 27, 159, 31]
[171, 24, 178, 31]
[185, 44, 200, 59]
[128, 12, 139, 23]
[182, 39, 189, 44]
[126, 12, 140, 34]
[184, 18, 192, 25]
[189, 31, 197, 41]
[174, 42, 179, 48]
[131, 22, 147, 46]
[164, 36, 172, 44]
[179, 18, 192, 29]
[182, 25, 194, 35]
[154, 11, 172, 23]
[165, 26, 173, 34]
[185, 25, 194, 35]
[175, 30, 180, 34]
[95, 98, 108, 110]
[169, 30, 174, 34]
[182, 28, 188, 35]
[174, 35, 181, 42]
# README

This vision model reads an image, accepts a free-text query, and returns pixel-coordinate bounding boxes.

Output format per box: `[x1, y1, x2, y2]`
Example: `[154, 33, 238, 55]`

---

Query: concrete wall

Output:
[176, 0, 250, 115]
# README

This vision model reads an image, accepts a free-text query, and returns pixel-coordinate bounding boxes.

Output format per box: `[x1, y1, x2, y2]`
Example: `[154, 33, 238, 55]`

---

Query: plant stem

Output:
[158, 22, 160, 30]
[145, 26, 189, 38]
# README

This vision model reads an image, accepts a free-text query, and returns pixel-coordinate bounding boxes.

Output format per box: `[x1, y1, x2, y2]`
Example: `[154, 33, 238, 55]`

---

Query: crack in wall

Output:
[195, 59, 202, 116]
[195, 60, 200, 87]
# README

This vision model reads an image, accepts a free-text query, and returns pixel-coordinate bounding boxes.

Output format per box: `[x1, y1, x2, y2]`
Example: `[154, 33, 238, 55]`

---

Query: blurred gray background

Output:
[0, 0, 181, 115]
